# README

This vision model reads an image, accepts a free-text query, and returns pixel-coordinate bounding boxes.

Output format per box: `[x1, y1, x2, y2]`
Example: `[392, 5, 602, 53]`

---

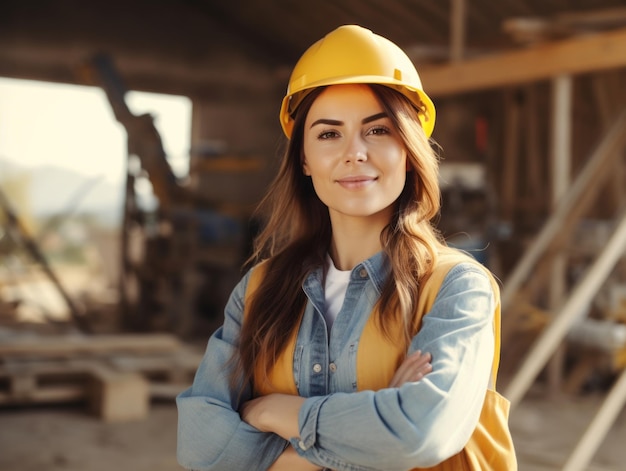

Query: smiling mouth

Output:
[336, 176, 377, 189]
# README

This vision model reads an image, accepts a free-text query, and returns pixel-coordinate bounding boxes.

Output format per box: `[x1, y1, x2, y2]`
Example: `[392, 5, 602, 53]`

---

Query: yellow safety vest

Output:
[246, 249, 517, 470]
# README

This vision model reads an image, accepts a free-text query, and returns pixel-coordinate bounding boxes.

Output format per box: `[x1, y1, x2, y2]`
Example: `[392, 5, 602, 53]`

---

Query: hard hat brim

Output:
[279, 79, 435, 139]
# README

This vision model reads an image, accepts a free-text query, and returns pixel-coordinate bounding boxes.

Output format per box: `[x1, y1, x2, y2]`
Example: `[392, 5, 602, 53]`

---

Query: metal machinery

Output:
[85, 55, 255, 338]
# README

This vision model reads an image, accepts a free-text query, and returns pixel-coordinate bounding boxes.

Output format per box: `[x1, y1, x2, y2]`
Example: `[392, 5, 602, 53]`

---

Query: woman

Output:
[178, 25, 514, 471]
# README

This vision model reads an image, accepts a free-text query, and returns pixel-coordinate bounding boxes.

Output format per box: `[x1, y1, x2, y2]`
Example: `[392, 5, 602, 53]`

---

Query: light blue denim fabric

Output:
[177, 251, 495, 471]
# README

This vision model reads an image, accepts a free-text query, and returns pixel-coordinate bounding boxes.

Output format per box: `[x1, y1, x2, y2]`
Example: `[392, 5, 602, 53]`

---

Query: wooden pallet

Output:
[0, 333, 203, 422]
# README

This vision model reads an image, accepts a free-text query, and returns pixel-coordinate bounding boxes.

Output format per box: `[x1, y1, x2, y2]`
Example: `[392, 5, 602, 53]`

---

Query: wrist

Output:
[265, 394, 305, 440]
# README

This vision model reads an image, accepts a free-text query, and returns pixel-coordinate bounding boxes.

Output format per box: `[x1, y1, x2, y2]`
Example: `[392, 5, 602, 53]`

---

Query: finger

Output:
[401, 351, 432, 371]
[389, 352, 432, 387]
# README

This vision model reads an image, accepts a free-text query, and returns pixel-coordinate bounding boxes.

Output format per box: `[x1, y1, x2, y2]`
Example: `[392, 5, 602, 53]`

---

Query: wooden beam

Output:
[421, 28, 626, 97]
[0, 334, 181, 358]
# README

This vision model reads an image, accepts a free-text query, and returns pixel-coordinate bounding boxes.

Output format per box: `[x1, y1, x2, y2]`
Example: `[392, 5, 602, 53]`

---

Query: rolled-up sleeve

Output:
[291, 264, 496, 471]
[176, 270, 288, 470]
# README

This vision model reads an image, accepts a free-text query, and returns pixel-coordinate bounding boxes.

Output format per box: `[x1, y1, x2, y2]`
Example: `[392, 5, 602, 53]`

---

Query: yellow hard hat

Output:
[279, 25, 436, 138]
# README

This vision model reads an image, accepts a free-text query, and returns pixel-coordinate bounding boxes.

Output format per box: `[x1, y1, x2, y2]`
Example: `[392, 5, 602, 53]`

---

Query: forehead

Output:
[308, 84, 383, 117]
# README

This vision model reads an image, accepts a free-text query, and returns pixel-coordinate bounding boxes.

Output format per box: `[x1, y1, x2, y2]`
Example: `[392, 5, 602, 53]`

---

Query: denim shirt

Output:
[177, 251, 495, 471]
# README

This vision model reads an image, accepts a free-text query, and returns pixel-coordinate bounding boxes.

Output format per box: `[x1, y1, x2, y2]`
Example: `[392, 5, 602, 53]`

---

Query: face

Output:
[303, 84, 408, 223]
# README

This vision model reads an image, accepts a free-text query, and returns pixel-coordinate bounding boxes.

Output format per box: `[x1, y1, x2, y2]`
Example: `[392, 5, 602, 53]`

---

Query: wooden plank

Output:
[0, 354, 198, 408]
[0, 385, 85, 405]
[109, 349, 203, 374]
[0, 334, 181, 358]
[421, 28, 626, 97]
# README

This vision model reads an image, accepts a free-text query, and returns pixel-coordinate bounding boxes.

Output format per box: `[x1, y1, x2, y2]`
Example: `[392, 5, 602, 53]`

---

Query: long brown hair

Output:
[233, 84, 445, 391]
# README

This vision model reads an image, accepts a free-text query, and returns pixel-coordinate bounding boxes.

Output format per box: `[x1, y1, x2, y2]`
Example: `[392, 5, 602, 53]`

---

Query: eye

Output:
[317, 130, 340, 140]
[367, 125, 391, 136]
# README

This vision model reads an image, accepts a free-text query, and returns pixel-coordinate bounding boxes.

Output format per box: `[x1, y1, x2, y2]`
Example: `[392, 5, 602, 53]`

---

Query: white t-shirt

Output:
[323, 255, 352, 331]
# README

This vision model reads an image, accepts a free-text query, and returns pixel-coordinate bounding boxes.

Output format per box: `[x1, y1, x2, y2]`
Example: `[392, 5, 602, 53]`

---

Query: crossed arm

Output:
[239, 350, 433, 471]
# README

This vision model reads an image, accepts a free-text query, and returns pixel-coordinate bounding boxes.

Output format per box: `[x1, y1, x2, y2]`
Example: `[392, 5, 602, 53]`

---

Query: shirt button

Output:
[329, 362, 337, 372]
[298, 440, 307, 450]
[359, 268, 367, 278]
[312, 363, 322, 373]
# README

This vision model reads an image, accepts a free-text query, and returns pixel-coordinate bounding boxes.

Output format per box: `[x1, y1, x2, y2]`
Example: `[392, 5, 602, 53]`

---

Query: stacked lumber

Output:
[0, 333, 203, 422]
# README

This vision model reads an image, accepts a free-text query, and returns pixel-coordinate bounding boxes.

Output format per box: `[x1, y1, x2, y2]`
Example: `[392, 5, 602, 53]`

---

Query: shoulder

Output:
[437, 246, 496, 277]
[237, 259, 275, 312]
[435, 246, 486, 273]
[424, 247, 500, 304]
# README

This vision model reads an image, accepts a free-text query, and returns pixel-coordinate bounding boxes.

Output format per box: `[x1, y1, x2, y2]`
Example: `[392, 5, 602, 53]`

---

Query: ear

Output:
[303, 159, 311, 176]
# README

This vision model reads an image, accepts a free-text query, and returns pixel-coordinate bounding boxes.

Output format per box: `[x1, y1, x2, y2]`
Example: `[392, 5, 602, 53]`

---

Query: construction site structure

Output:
[1, 4, 626, 469]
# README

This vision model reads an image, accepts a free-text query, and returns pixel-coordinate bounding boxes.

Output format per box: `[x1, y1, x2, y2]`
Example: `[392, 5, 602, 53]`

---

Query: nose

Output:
[344, 134, 367, 163]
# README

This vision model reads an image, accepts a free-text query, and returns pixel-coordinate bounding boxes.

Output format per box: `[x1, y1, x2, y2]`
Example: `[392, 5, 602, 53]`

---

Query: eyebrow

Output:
[309, 112, 388, 128]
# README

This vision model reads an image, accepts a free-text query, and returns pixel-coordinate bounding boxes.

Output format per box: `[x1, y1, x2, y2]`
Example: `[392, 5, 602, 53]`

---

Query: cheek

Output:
[394, 150, 409, 176]
[392, 153, 409, 191]
[302, 147, 333, 179]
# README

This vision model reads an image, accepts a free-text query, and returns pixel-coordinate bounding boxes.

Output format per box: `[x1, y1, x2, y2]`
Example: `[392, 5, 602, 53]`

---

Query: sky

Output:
[0, 77, 192, 184]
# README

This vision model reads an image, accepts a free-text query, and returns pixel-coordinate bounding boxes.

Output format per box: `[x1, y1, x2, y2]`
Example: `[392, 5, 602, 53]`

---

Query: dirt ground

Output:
[0, 402, 180, 471]
[1, 388, 626, 471]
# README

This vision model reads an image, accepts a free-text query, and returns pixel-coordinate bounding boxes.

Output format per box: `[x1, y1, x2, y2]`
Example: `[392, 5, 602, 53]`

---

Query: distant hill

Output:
[0, 158, 124, 227]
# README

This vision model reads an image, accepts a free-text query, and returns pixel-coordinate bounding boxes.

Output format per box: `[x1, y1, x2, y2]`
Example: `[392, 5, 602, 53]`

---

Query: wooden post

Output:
[450, 0, 466, 62]
[505, 209, 626, 408]
[551, 75, 572, 206]
[547, 74, 573, 394]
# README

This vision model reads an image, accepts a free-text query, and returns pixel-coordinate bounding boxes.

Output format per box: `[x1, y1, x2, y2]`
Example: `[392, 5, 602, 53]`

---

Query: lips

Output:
[336, 175, 377, 189]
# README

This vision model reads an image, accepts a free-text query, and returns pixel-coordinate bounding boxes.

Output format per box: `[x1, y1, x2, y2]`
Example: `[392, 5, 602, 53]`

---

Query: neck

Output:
[328, 210, 391, 270]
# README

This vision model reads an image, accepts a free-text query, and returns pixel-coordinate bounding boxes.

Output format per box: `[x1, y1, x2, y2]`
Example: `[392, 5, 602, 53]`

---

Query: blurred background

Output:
[1, 1, 626, 470]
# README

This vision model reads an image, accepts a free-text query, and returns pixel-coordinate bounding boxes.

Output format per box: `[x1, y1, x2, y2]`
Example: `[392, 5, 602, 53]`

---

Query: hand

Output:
[388, 350, 432, 388]
[239, 394, 269, 431]
[240, 393, 305, 440]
